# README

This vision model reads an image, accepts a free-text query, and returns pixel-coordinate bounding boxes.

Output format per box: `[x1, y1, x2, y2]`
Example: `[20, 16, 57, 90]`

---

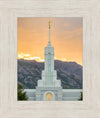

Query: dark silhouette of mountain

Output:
[18, 59, 82, 89]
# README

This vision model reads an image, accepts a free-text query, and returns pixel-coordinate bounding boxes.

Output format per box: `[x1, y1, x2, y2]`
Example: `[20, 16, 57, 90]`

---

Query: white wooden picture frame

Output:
[0, 0, 100, 118]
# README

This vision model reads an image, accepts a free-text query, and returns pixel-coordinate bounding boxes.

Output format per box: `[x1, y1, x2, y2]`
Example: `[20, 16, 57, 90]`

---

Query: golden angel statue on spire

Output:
[49, 21, 51, 28]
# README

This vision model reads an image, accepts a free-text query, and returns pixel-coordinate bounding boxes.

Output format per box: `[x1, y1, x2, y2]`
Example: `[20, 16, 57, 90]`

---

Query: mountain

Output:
[18, 59, 83, 89]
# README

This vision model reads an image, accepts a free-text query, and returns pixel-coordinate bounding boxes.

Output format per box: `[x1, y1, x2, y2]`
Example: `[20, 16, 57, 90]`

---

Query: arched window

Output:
[46, 93, 53, 101]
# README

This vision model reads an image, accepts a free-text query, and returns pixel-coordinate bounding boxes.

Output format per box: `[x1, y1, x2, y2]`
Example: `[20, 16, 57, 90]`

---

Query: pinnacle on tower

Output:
[49, 21, 51, 29]
[48, 21, 51, 46]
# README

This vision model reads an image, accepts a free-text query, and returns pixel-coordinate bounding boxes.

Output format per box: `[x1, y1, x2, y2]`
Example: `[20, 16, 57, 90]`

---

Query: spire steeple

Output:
[48, 21, 51, 46]
[49, 20, 51, 29]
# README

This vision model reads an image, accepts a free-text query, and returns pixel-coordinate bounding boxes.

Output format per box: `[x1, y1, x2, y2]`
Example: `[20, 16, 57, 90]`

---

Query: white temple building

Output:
[24, 21, 82, 101]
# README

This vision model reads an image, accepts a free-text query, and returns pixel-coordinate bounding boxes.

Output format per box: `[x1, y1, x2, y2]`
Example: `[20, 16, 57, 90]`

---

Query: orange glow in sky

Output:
[18, 17, 82, 65]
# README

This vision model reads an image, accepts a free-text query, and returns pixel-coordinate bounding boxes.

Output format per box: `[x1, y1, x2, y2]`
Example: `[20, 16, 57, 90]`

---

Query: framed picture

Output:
[0, 0, 100, 118]
[17, 17, 83, 101]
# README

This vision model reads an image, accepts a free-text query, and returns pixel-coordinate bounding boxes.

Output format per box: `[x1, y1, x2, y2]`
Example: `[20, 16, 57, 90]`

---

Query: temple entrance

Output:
[46, 93, 53, 101]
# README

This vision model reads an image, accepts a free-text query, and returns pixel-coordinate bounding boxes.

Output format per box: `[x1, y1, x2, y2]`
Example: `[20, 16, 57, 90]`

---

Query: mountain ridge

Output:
[18, 59, 82, 89]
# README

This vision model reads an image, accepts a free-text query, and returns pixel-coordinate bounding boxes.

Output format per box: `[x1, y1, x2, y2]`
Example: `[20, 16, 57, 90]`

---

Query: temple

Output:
[24, 21, 82, 101]
[36, 21, 62, 100]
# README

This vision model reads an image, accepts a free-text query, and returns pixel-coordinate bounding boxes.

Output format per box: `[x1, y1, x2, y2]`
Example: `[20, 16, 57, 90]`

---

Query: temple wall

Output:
[24, 89, 82, 101]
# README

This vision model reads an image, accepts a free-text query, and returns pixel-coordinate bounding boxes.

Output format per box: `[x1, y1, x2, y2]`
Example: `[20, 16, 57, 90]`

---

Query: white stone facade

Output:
[35, 23, 63, 101]
[24, 89, 82, 101]
[37, 44, 61, 88]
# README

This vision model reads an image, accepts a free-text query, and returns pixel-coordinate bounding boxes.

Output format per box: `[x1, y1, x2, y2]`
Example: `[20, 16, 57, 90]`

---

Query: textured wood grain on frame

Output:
[0, 0, 100, 118]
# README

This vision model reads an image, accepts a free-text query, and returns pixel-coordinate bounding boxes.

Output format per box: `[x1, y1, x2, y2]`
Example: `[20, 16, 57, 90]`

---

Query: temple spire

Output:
[49, 20, 51, 29]
[48, 21, 51, 46]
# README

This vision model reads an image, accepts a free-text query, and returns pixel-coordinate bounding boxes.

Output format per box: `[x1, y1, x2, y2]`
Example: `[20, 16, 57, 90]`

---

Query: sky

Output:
[18, 17, 82, 65]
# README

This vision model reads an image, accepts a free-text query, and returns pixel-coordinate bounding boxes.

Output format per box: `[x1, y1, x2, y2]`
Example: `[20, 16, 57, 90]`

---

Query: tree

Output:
[78, 92, 83, 101]
[17, 83, 28, 100]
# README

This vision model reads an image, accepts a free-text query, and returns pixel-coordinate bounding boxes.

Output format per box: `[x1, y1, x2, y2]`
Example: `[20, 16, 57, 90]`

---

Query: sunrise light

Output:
[18, 53, 44, 62]
[18, 18, 82, 65]
[18, 53, 69, 62]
